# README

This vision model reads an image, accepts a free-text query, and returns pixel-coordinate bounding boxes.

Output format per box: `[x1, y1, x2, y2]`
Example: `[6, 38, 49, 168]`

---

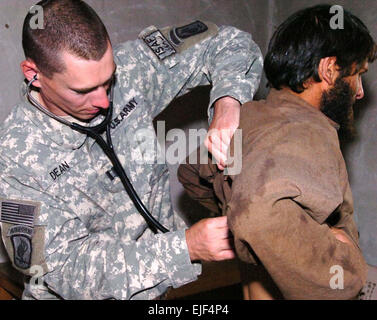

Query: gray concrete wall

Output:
[0, 1, 376, 268]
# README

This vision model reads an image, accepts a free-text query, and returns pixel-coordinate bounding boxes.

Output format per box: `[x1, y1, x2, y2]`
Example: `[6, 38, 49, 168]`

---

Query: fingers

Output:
[207, 215, 234, 234]
[208, 217, 235, 255]
[206, 216, 235, 259]
[206, 97, 240, 170]
[207, 146, 226, 170]
[218, 249, 236, 260]
[205, 132, 229, 170]
[186, 216, 236, 262]
[208, 215, 228, 228]
[215, 222, 236, 261]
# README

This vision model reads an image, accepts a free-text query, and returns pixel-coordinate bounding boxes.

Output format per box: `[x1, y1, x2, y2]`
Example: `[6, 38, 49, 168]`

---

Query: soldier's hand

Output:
[205, 96, 241, 170]
[185, 216, 236, 262]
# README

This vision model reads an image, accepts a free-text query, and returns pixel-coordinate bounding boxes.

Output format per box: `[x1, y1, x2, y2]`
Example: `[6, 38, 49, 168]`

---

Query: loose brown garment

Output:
[178, 89, 367, 300]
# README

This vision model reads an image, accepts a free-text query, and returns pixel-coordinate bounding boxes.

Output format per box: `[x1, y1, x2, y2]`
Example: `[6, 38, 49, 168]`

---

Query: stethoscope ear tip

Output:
[28, 74, 38, 87]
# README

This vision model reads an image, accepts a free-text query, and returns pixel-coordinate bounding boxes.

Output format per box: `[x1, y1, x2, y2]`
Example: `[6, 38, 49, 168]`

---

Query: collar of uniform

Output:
[21, 86, 104, 150]
[267, 88, 341, 130]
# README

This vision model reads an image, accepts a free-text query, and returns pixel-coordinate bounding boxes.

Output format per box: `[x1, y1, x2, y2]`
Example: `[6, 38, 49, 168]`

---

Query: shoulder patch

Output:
[139, 21, 218, 61]
[11, 230, 33, 269]
[163, 21, 219, 54]
[169, 21, 208, 45]
[0, 198, 46, 272]
[142, 29, 177, 60]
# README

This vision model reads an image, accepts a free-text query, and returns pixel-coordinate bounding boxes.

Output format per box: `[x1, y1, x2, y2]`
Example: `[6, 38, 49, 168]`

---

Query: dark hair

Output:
[22, 0, 110, 78]
[264, 4, 377, 93]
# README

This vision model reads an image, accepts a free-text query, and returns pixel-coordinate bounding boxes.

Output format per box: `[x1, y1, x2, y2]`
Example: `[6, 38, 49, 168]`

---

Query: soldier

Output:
[0, 0, 263, 299]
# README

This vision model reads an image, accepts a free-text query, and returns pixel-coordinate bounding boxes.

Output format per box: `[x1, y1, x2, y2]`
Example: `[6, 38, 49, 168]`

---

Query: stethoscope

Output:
[27, 75, 169, 234]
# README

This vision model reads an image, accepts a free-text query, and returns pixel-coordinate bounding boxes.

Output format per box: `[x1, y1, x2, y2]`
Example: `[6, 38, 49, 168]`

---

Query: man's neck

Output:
[282, 86, 322, 110]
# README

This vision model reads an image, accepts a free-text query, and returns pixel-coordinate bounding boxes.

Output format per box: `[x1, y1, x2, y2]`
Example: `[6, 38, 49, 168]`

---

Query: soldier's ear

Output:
[21, 59, 41, 88]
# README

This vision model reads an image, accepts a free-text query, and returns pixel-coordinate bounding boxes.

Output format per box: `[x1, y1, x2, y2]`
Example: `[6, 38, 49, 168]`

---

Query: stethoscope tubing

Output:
[27, 76, 169, 234]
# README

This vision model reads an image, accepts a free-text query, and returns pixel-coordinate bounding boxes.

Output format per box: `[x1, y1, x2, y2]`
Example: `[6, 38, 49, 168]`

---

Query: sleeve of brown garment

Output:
[177, 150, 221, 215]
[227, 122, 367, 300]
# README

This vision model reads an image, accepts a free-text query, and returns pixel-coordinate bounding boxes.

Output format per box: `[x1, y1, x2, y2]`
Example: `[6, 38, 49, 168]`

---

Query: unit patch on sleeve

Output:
[8, 225, 33, 269]
[143, 29, 177, 60]
[0, 199, 42, 271]
[164, 21, 218, 54]
[169, 21, 208, 45]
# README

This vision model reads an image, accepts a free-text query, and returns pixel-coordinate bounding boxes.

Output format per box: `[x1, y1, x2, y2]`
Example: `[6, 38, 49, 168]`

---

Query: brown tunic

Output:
[178, 89, 367, 299]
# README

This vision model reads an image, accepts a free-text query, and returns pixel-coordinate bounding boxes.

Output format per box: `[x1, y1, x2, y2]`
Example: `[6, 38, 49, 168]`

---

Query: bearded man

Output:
[178, 4, 376, 299]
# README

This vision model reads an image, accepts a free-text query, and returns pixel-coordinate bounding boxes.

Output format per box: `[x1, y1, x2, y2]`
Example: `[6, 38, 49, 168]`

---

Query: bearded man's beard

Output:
[320, 77, 356, 142]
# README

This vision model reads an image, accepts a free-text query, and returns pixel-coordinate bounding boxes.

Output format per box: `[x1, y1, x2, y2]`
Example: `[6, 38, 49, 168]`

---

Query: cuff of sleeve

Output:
[207, 80, 255, 124]
[162, 229, 202, 289]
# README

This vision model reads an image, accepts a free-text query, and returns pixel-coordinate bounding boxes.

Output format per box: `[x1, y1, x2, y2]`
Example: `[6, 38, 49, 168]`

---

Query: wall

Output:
[0, 1, 376, 267]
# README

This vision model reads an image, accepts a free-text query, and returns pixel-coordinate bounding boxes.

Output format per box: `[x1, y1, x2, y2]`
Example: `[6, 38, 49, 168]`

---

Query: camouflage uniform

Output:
[0, 22, 263, 299]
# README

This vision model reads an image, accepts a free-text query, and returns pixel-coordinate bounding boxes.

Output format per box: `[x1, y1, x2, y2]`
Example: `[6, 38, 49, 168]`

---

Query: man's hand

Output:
[330, 227, 356, 249]
[185, 216, 236, 262]
[205, 96, 241, 170]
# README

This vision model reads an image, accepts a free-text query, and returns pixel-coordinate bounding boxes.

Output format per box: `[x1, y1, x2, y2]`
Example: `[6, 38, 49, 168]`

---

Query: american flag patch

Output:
[0, 200, 37, 227]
